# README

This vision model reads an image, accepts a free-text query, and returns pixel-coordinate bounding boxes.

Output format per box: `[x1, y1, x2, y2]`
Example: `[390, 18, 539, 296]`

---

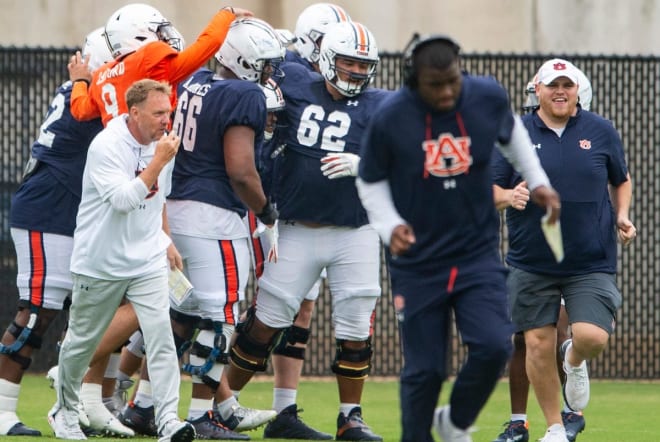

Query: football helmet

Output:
[104, 3, 183, 59]
[294, 3, 351, 64]
[215, 18, 284, 84]
[523, 62, 593, 112]
[261, 79, 286, 141]
[318, 21, 379, 97]
[82, 27, 113, 71]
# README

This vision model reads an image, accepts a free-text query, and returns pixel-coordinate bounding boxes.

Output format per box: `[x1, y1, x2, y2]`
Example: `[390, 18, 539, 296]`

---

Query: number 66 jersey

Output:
[273, 61, 391, 227]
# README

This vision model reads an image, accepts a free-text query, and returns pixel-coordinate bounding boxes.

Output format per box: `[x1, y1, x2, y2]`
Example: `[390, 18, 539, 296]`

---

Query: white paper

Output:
[541, 208, 564, 263]
[168, 267, 193, 305]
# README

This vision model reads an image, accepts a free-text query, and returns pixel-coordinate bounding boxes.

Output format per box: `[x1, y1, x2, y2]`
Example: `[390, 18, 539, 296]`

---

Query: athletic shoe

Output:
[187, 410, 249, 440]
[432, 405, 473, 442]
[48, 407, 87, 440]
[119, 401, 158, 436]
[492, 420, 529, 442]
[560, 339, 590, 410]
[336, 406, 383, 441]
[158, 419, 196, 442]
[47, 365, 59, 389]
[105, 378, 134, 416]
[538, 424, 568, 442]
[263, 404, 333, 440]
[561, 411, 586, 442]
[4, 421, 42, 436]
[217, 404, 276, 432]
[84, 401, 135, 437]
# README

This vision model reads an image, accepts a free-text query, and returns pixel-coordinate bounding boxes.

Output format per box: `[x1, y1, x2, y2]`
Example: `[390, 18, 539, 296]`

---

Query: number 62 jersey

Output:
[273, 62, 391, 227]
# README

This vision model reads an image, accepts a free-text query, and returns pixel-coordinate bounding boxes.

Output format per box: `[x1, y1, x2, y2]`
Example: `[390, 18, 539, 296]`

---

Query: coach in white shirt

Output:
[49, 79, 195, 442]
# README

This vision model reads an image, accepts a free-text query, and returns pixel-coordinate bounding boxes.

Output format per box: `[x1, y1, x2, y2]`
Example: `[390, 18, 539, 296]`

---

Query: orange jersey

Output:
[71, 8, 236, 126]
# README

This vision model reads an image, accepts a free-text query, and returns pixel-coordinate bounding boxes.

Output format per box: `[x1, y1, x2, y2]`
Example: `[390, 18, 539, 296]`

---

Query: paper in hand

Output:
[168, 267, 193, 305]
[541, 207, 564, 262]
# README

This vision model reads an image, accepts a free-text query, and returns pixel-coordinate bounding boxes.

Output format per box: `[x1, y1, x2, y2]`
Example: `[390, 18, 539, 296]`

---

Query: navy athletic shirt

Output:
[492, 107, 628, 275]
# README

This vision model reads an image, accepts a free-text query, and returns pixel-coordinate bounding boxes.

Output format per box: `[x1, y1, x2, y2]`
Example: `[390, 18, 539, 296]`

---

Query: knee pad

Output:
[272, 325, 310, 360]
[331, 339, 373, 380]
[0, 320, 44, 370]
[229, 307, 281, 373]
[182, 322, 232, 390]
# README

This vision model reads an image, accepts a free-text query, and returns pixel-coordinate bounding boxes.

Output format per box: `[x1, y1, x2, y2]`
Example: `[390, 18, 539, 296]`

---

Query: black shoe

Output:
[188, 411, 250, 440]
[562, 411, 586, 442]
[6, 422, 42, 436]
[263, 404, 332, 440]
[119, 401, 158, 436]
[336, 407, 382, 441]
[492, 420, 529, 442]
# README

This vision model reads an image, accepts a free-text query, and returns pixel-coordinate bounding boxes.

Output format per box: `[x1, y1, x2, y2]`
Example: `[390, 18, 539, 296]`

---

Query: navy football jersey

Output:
[359, 74, 515, 270]
[492, 108, 628, 275]
[168, 69, 267, 217]
[10, 82, 103, 236]
[275, 61, 391, 227]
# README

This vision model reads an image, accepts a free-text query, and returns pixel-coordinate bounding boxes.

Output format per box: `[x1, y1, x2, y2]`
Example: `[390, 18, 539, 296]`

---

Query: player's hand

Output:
[510, 181, 530, 211]
[616, 216, 637, 246]
[320, 153, 360, 179]
[530, 185, 561, 224]
[222, 6, 253, 18]
[253, 220, 279, 262]
[154, 132, 181, 165]
[68, 51, 93, 82]
[390, 224, 416, 257]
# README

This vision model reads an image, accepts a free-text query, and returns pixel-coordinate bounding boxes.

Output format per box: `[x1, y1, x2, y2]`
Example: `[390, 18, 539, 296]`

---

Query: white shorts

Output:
[10, 228, 73, 310]
[170, 233, 250, 324]
[244, 212, 322, 302]
[256, 223, 381, 329]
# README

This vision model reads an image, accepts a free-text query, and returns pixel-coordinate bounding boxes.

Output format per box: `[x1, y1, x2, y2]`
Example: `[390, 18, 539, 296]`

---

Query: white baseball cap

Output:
[537, 58, 579, 85]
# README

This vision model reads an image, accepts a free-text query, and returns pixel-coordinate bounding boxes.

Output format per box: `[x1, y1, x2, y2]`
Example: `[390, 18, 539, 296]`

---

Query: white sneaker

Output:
[432, 405, 473, 442]
[561, 340, 590, 410]
[47, 365, 59, 389]
[84, 402, 135, 437]
[48, 407, 87, 440]
[218, 404, 277, 431]
[158, 419, 195, 442]
[539, 423, 569, 442]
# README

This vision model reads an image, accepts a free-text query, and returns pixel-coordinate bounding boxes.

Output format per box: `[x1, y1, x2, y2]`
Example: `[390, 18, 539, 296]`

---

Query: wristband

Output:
[73, 78, 90, 86]
[257, 201, 279, 226]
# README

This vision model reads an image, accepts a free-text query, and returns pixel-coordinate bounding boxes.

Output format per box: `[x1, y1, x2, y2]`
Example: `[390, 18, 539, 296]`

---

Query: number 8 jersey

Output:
[274, 62, 391, 227]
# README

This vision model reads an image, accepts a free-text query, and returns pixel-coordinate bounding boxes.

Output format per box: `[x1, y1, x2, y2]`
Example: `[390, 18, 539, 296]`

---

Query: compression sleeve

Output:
[497, 114, 551, 191]
[167, 8, 237, 84]
[356, 178, 407, 245]
[70, 80, 102, 121]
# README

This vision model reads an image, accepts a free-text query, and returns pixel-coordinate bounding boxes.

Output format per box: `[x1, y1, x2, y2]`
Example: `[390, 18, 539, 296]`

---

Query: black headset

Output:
[401, 33, 461, 87]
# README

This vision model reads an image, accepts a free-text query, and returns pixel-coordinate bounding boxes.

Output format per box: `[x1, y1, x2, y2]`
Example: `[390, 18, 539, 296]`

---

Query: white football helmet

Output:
[294, 3, 351, 64]
[82, 27, 113, 71]
[104, 3, 183, 59]
[261, 79, 286, 140]
[318, 21, 379, 97]
[215, 18, 284, 84]
[524, 62, 593, 111]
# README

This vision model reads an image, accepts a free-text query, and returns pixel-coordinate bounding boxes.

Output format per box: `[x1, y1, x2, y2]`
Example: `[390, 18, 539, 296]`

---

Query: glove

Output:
[252, 219, 279, 263]
[320, 153, 360, 179]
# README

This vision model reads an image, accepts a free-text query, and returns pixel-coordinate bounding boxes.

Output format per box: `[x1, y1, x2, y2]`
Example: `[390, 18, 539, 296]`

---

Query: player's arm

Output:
[610, 172, 636, 244]
[167, 7, 249, 83]
[493, 182, 529, 211]
[224, 125, 269, 215]
[68, 50, 101, 121]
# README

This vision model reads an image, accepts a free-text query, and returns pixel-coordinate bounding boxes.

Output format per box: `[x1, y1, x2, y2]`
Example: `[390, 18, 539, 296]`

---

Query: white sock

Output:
[80, 382, 103, 406]
[216, 396, 239, 421]
[272, 388, 297, 413]
[231, 389, 241, 400]
[188, 398, 213, 420]
[339, 403, 360, 417]
[134, 380, 153, 408]
[511, 413, 527, 422]
[0, 379, 20, 434]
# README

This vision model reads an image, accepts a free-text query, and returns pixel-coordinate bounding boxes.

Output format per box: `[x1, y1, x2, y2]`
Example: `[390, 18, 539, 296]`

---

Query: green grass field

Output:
[12, 374, 660, 441]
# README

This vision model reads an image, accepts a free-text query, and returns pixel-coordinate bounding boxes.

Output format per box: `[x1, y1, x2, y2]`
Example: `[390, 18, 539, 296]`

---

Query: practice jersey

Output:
[492, 108, 629, 275]
[70, 8, 236, 125]
[359, 74, 516, 271]
[167, 68, 267, 220]
[70, 115, 174, 280]
[275, 61, 391, 227]
[10, 81, 103, 236]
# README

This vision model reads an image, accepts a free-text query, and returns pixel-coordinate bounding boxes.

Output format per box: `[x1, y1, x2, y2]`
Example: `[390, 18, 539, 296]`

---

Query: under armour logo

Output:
[79, 284, 89, 291]
[533, 143, 542, 149]
[346, 100, 359, 107]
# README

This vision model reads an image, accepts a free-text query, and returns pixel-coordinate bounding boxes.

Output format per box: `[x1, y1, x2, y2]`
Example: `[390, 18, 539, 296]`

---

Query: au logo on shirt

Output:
[579, 139, 592, 150]
[422, 133, 473, 178]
